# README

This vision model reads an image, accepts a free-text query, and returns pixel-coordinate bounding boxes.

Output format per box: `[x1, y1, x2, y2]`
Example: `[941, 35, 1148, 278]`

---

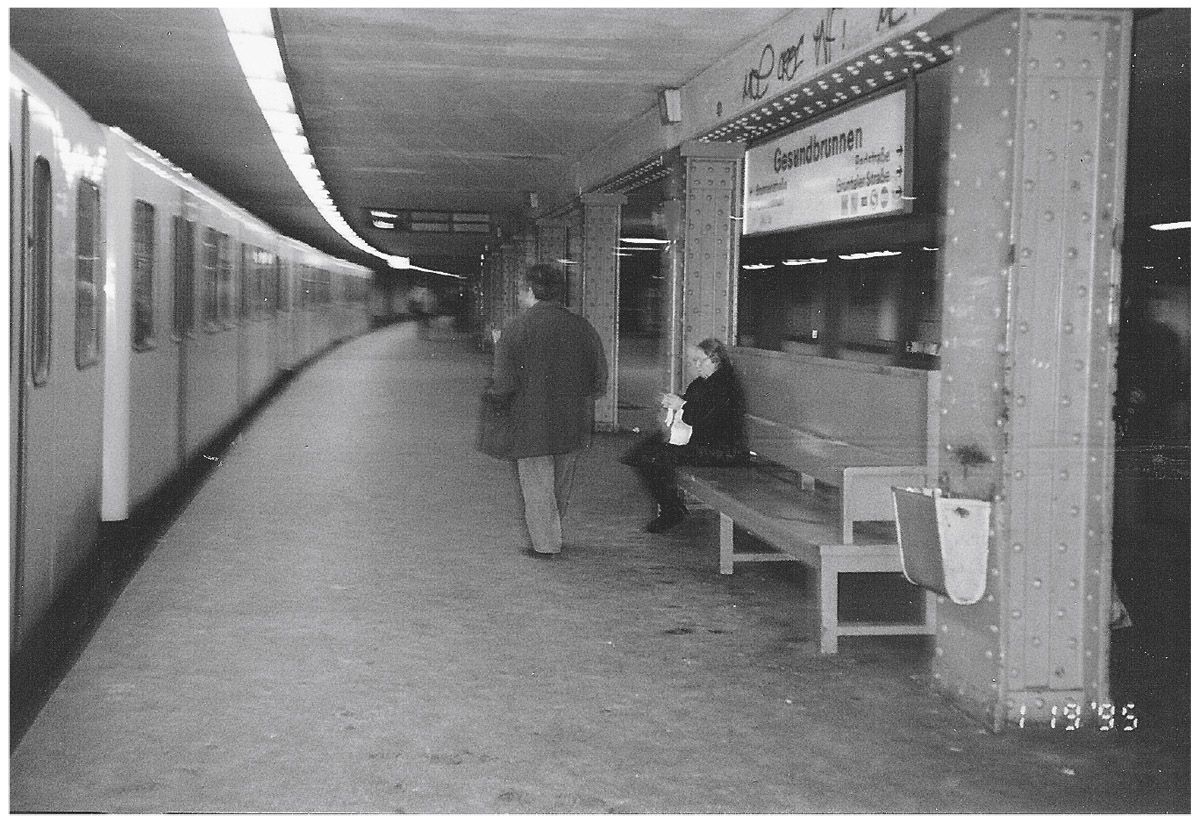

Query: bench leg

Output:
[923, 589, 938, 632]
[819, 566, 839, 654]
[719, 512, 734, 574]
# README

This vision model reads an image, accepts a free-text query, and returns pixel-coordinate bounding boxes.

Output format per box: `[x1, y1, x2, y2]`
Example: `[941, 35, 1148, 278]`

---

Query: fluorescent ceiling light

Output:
[373, 220, 395, 229]
[371, 210, 399, 219]
[1150, 221, 1191, 231]
[838, 250, 903, 260]
[782, 258, 828, 266]
[222, 8, 402, 268]
[742, 263, 774, 270]
[405, 263, 465, 279]
[619, 237, 671, 245]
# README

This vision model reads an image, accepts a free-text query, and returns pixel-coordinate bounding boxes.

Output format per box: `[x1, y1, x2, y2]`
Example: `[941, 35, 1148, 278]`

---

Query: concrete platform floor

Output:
[9, 323, 1189, 813]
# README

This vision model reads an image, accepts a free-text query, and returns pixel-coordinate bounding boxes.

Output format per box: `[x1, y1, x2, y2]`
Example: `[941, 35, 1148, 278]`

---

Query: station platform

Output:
[9, 323, 1188, 813]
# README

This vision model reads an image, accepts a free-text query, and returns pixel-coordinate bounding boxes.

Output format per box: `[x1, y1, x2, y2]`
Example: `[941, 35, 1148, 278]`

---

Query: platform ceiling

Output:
[10, 7, 794, 271]
[9, 8, 1190, 275]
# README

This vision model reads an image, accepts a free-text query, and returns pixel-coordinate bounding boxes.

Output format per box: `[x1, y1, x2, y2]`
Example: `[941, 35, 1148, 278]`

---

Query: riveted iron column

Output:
[494, 233, 536, 331]
[661, 160, 685, 394]
[678, 141, 743, 379]
[937, 9, 1130, 729]
[580, 193, 625, 432]
[565, 207, 584, 314]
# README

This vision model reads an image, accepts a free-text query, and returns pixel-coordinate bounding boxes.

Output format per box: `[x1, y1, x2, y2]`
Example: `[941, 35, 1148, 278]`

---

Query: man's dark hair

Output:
[522, 263, 564, 302]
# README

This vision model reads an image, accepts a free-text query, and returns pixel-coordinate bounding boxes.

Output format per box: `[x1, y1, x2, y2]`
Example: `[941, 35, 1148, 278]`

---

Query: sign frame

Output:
[742, 82, 916, 237]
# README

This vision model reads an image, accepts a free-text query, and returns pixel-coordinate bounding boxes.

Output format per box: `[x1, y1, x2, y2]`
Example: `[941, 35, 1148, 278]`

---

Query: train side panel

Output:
[179, 192, 242, 460]
[236, 222, 283, 409]
[275, 249, 300, 371]
[102, 129, 184, 520]
[10, 55, 107, 645]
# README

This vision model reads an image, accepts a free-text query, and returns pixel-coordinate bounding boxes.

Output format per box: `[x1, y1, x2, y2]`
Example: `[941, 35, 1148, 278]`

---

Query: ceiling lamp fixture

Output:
[619, 237, 672, 245]
[406, 263, 466, 280]
[1150, 221, 1191, 231]
[782, 257, 828, 266]
[221, 8, 408, 270]
[838, 250, 903, 260]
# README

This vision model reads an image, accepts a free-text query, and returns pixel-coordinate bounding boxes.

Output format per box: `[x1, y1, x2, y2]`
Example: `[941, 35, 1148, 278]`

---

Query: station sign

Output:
[743, 86, 912, 235]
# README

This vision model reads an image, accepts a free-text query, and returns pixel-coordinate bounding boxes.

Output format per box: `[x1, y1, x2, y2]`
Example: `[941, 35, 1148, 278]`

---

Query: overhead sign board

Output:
[743, 87, 911, 235]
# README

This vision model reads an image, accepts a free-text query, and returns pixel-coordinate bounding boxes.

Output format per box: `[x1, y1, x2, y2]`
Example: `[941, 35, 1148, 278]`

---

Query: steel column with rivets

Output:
[936, 9, 1130, 730]
[678, 141, 744, 374]
[661, 160, 685, 394]
[579, 193, 626, 432]
[565, 208, 584, 314]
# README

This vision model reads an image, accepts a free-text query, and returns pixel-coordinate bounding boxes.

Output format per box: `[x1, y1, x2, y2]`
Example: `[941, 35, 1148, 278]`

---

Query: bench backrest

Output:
[731, 347, 939, 472]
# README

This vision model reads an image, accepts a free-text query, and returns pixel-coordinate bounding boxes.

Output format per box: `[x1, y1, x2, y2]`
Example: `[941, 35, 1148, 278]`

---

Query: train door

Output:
[172, 213, 196, 468]
[10, 91, 30, 643]
[273, 255, 291, 371]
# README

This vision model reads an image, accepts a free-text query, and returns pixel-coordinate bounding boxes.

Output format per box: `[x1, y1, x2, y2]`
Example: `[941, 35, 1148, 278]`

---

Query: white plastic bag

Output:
[665, 407, 692, 446]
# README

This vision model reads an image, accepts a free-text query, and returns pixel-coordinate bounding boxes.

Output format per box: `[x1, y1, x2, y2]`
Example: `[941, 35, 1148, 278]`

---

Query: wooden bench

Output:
[679, 347, 941, 654]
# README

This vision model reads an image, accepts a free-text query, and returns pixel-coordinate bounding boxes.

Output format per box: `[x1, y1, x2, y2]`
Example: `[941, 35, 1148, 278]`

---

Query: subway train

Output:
[9, 53, 375, 651]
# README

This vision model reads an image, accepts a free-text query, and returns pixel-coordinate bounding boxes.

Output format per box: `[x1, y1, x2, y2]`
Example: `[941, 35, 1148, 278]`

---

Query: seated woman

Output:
[621, 337, 750, 533]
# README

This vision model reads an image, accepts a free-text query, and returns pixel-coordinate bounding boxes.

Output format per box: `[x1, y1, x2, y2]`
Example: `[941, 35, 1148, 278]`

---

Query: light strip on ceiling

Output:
[221, 8, 411, 270]
[838, 250, 903, 260]
[1150, 221, 1191, 231]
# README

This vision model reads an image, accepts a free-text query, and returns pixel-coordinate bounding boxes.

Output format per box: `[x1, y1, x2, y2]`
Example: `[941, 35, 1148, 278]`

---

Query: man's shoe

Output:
[644, 508, 686, 534]
[524, 547, 561, 559]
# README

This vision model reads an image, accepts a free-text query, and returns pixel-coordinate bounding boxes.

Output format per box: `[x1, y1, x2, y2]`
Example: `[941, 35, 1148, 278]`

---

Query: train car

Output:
[11, 51, 374, 651]
[101, 128, 374, 524]
[9, 53, 109, 648]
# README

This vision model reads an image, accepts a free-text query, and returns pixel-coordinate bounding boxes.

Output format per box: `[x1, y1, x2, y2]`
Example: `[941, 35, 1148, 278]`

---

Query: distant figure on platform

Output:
[488, 264, 608, 558]
[409, 285, 437, 339]
[621, 338, 750, 533]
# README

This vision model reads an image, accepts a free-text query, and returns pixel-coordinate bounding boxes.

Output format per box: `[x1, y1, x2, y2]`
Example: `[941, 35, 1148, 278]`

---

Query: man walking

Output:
[489, 264, 608, 558]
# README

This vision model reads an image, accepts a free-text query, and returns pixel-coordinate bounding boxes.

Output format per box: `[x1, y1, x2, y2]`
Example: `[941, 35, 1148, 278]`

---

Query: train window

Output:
[31, 156, 52, 385]
[736, 239, 941, 369]
[239, 243, 254, 320]
[132, 200, 156, 350]
[74, 179, 102, 369]
[202, 227, 219, 329]
[217, 232, 233, 326]
[172, 217, 196, 337]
